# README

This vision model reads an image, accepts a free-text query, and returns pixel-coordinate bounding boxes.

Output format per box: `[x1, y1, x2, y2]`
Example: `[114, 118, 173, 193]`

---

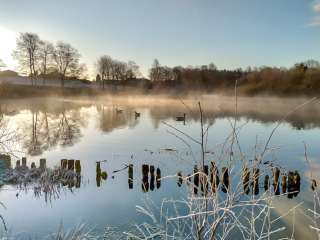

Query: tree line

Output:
[94, 55, 142, 88]
[148, 58, 320, 94]
[2, 31, 320, 94]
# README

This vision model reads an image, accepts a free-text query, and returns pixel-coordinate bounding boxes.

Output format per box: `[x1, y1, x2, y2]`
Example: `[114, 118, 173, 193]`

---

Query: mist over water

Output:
[0, 95, 319, 239]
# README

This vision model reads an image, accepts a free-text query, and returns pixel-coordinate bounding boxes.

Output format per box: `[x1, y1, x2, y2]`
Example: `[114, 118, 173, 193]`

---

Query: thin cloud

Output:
[306, 0, 320, 27]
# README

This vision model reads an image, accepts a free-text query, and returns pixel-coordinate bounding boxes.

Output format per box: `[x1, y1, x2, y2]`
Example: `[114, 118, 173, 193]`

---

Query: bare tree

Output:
[70, 63, 87, 79]
[12, 32, 41, 86]
[39, 40, 54, 87]
[126, 61, 141, 79]
[52, 41, 81, 87]
[148, 59, 162, 81]
[94, 55, 113, 89]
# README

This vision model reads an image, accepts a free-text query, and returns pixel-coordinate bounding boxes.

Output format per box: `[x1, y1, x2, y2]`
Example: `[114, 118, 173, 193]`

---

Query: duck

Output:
[135, 111, 140, 117]
[115, 108, 122, 114]
[176, 113, 186, 121]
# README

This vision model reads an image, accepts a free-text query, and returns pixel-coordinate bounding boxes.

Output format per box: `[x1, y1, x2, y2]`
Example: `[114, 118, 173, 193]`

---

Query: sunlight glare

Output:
[0, 27, 17, 70]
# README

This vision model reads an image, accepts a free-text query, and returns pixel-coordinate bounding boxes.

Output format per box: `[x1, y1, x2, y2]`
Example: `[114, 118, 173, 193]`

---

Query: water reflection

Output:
[128, 164, 133, 189]
[96, 161, 108, 187]
[0, 156, 83, 203]
[141, 164, 162, 192]
[96, 105, 138, 133]
[17, 106, 88, 156]
[3, 97, 320, 158]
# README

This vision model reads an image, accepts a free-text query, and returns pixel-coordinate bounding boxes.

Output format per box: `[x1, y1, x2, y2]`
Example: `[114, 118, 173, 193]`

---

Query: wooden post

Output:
[210, 162, 220, 189]
[187, 174, 191, 186]
[293, 170, 300, 187]
[31, 162, 36, 168]
[288, 171, 294, 187]
[142, 164, 149, 192]
[273, 167, 280, 185]
[40, 158, 46, 168]
[128, 164, 133, 189]
[221, 167, 230, 193]
[22, 157, 27, 166]
[282, 174, 287, 194]
[293, 170, 301, 197]
[61, 159, 67, 169]
[282, 174, 287, 187]
[156, 168, 161, 189]
[287, 171, 294, 199]
[0, 155, 12, 169]
[177, 171, 183, 187]
[68, 159, 74, 170]
[16, 160, 20, 168]
[75, 160, 81, 172]
[201, 165, 208, 195]
[243, 168, 250, 194]
[264, 175, 270, 190]
[96, 162, 101, 187]
[150, 165, 155, 191]
[252, 168, 259, 195]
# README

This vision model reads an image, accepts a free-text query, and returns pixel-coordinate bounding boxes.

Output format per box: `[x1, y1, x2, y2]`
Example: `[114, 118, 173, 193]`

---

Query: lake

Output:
[0, 95, 319, 239]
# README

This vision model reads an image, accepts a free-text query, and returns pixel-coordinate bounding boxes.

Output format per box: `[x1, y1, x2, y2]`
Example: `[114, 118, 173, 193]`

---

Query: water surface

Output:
[0, 95, 319, 239]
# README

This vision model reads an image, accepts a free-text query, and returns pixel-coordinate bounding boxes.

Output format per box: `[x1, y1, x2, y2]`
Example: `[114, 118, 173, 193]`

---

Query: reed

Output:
[132, 83, 316, 239]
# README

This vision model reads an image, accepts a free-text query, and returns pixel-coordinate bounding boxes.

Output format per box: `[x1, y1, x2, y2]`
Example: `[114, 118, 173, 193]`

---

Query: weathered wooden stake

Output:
[187, 174, 191, 186]
[150, 165, 155, 191]
[193, 165, 199, 194]
[22, 157, 27, 166]
[68, 159, 75, 170]
[16, 160, 20, 168]
[177, 171, 183, 187]
[221, 167, 230, 193]
[96, 162, 101, 187]
[288, 171, 294, 187]
[293, 170, 300, 186]
[142, 164, 149, 192]
[61, 159, 67, 169]
[273, 167, 280, 185]
[242, 168, 250, 193]
[75, 160, 81, 172]
[282, 174, 287, 187]
[40, 158, 46, 168]
[210, 162, 220, 189]
[31, 162, 36, 168]
[264, 175, 270, 190]
[156, 168, 161, 189]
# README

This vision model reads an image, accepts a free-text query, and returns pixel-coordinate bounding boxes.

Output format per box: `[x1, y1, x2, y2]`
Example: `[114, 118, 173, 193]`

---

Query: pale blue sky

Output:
[0, 0, 319, 79]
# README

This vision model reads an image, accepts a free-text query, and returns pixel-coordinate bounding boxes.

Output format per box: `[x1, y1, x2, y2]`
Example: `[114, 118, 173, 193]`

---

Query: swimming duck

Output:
[115, 108, 122, 113]
[135, 111, 140, 117]
[176, 113, 186, 121]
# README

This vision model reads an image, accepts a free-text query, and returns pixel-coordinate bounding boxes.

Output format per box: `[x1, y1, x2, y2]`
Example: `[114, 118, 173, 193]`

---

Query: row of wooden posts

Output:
[175, 163, 302, 198]
[141, 164, 161, 192]
[60, 159, 82, 172]
[5, 156, 83, 173]
[95, 163, 163, 191]
[15, 157, 47, 169]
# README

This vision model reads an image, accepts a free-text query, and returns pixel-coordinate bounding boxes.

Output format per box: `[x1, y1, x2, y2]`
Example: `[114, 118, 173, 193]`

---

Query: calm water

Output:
[0, 95, 320, 239]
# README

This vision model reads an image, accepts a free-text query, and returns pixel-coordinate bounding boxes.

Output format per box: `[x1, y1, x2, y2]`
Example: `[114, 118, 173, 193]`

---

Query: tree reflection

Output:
[18, 105, 88, 156]
[96, 105, 138, 133]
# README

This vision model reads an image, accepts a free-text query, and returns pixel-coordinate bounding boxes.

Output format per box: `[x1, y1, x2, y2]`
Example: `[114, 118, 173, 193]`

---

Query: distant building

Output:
[38, 70, 62, 79]
[0, 70, 19, 77]
[125, 78, 152, 88]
